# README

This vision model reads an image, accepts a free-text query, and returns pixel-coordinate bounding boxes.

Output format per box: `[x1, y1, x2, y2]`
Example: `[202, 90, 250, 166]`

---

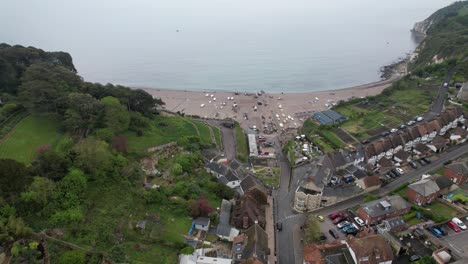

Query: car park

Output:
[329, 229, 339, 239]
[333, 217, 345, 225]
[329, 212, 342, 220]
[447, 221, 461, 232]
[452, 217, 467, 230]
[427, 226, 442, 238]
[409, 255, 421, 262]
[354, 217, 365, 227]
[409, 161, 418, 169]
[337, 221, 351, 229]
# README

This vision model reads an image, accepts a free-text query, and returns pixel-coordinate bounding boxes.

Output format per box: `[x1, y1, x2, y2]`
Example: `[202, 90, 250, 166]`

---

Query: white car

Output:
[337, 221, 350, 229]
[452, 217, 467, 230]
[395, 168, 404, 175]
[354, 217, 365, 227]
[390, 128, 398, 133]
[416, 116, 424, 122]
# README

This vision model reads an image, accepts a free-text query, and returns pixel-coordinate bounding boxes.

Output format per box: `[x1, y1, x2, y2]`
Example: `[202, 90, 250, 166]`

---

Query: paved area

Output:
[220, 125, 236, 160]
[265, 196, 277, 264]
[439, 218, 468, 258]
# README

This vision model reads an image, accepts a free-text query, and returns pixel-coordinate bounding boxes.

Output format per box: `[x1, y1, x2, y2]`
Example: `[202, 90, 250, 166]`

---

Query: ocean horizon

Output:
[1, 0, 452, 93]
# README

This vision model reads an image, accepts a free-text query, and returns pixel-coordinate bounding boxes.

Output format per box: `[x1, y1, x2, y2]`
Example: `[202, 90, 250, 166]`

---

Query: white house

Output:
[194, 217, 210, 232]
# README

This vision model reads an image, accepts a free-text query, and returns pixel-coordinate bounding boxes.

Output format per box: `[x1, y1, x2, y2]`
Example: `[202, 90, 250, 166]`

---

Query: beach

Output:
[140, 64, 405, 131]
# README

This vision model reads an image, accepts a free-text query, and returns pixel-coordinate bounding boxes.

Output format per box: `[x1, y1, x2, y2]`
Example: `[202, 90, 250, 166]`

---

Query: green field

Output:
[0, 115, 62, 164]
[191, 120, 213, 145]
[425, 201, 459, 222]
[126, 115, 198, 152]
[234, 123, 248, 162]
[213, 127, 222, 148]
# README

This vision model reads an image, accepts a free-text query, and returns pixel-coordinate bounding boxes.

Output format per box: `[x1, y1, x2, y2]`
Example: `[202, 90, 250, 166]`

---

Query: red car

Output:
[448, 221, 461, 232]
[333, 216, 345, 225]
[329, 212, 342, 220]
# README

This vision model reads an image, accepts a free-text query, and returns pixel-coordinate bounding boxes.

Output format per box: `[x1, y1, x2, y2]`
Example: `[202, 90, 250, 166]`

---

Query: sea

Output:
[0, 0, 451, 93]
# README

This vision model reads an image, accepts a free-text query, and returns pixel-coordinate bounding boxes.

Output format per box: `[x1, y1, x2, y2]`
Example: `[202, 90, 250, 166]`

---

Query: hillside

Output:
[410, 1, 468, 70]
[0, 44, 232, 264]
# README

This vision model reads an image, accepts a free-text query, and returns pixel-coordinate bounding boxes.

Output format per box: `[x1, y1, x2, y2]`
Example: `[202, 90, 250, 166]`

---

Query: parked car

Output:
[341, 224, 357, 233]
[409, 161, 418, 169]
[391, 168, 401, 177]
[407, 120, 416, 126]
[421, 157, 431, 164]
[388, 171, 397, 178]
[413, 228, 426, 239]
[329, 229, 339, 239]
[399, 124, 407, 129]
[337, 221, 351, 229]
[395, 168, 404, 175]
[317, 215, 325, 222]
[438, 226, 448, 236]
[390, 128, 398, 133]
[319, 233, 327, 241]
[354, 217, 365, 227]
[263, 142, 274, 147]
[328, 212, 342, 220]
[277, 222, 283, 231]
[381, 131, 390, 137]
[452, 217, 467, 230]
[344, 176, 355, 183]
[416, 116, 424, 122]
[333, 217, 345, 225]
[258, 135, 266, 139]
[447, 221, 461, 232]
[361, 139, 370, 144]
[418, 159, 427, 166]
[409, 255, 421, 262]
[427, 226, 442, 238]
[346, 228, 359, 236]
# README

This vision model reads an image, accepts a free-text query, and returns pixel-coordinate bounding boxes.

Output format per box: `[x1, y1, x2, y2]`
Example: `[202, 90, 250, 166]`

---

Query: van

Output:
[276, 222, 283, 231]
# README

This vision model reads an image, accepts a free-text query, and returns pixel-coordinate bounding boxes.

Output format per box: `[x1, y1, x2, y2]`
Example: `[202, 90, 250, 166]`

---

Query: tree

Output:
[20, 176, 56, 208]
[172, 163, 183, 176]
[0, 216, 32, 264]
[112, 135, 128, 153]
[100, 96, 130, 135]
[0, 159, 30, 202]
[57, 250, 86, 264]
[64, 92, 103, 134]
[30, 148, 70, 181]
[303, 216, 321, 243]
[72, 138, 112, 175]
[188, 197, 213, 217]
[53, 169, 87, 210]
[128, 89, 164, 115]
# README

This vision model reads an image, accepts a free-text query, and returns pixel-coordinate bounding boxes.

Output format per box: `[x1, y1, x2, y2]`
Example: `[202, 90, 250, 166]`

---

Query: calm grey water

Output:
[1, 0, 451, 92]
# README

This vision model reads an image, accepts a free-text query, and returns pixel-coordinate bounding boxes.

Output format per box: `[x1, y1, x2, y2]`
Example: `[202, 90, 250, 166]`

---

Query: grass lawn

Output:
[234, 123, 248, 162]
[213, 127, 222, 148]
[126, 115, 198, 152]
[424, 201, 459, 222]
[254, 166, 280, 187]
[0, 114, 62, 164]
[406, 215, 424, 226]
[191, 120, 213, 145]
[321, 130, 346, 148]
[311, 137, 334, 153]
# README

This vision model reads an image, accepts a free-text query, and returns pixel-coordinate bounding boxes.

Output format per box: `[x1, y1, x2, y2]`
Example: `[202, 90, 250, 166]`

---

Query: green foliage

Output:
[403, 211, 417, 221]
[0, 114, 62, 164]
[173, 163, 183, 175]
[143, 189, 168, 205]
[415, 256, 437, 264]
[109, 244, 127, 262]
[175, 152, 203, 174]
[50, 207, 84, 227]
[451, 193, 468, 203]
[180, 246, 195, 255]
[100, 96, 130, 135]
[72, 138, 112, 175]
[53, 169, 87, 210]
[20, 176, 56, 207]
[0, 159, 30, 202]
[57, 250, 86, 264]
[64, 92, 103, 133]
[30, 149, 70, 181]
[363, 194, 380, 203]
[304, 216, 321, 243]
[234, 123, 248, 162]
[0, 216, 32, 255]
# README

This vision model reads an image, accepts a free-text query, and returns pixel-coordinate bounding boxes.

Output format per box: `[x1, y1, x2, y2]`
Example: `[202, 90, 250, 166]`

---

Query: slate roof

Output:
[414, 143, 430, 153]
[429, 136, 447, 149]
[242, 224, 269, 264]
[314, 112, 334, 125]
[346, 235, 394, 264]
[360, 195, 410, 218]
[446, 161, 468, 176]
[378, 157, 393, 169]
[408, 178, 440, 196]
[225, 169, 240, 182]
[206, 161, 228, 175]
[230, 159, 242, 170]
[353, 169, 367, 179]
[329, 151, 346, 168]
[218, 176, 229, 184]
[383, 217, 406, 229]
[432, 174, 453, 190]
[194, 217, 210, 226]
[219, 199, 232, 226]
[240, 175, 266, 194]
[323, 110, 346, 122]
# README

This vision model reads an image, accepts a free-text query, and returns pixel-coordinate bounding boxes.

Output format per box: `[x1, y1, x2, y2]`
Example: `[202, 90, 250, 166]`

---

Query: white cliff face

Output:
[412, 19, 434, 36]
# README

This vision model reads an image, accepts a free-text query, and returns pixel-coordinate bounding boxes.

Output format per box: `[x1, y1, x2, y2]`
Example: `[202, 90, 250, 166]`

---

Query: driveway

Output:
[220, 126, 236, 160]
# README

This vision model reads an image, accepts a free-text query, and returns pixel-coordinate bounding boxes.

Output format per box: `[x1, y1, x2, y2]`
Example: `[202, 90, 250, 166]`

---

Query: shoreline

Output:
[137, 55, 411, 131]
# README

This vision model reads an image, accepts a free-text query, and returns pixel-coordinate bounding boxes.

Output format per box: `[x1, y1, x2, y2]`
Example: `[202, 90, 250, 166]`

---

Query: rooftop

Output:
[408, 178, 440, 196]
[360, 195, 410, 218]
[346, 234, 394, 264]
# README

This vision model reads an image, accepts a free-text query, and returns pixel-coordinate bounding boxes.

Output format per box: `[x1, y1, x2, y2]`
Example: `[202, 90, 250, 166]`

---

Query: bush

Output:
[363, 194, 380, 203]
[180, 246, 194, 255]
[304, 216, 321, 243]
[57, 250, 86, 264]
[403, 212, 417, 221]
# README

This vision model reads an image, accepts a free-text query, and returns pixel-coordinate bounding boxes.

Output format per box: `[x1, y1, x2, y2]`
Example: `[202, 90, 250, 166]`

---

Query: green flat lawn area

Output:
[321, 130, 346, 148]
[311, 137, 334, 153]
[126, 115, 198, 152]
[192, 120, 213, 145]
[0, 114, 62, 164]
[213, 127, 222, 148]
[234, 123, 248, 162]
[425, 201, 458, 221]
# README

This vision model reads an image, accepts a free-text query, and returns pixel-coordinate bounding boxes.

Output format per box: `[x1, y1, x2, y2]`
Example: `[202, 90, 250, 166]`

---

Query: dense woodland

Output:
[0, 44, 234, 263]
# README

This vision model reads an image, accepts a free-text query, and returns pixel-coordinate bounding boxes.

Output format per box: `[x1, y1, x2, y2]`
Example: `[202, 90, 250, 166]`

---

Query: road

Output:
[424, 66, 458, 121]
[220, 126, 236, 160]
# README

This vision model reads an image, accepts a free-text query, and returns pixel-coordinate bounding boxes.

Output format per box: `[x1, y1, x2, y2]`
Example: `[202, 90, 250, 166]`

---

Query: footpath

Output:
[266, 196, 277, 264]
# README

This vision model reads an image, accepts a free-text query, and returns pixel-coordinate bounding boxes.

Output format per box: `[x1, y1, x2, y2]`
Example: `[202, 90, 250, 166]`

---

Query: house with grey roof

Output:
[215, 199, 239, 242]
[233, 223, 269, 264]
[356, 195, 411, 225]
[407, 178, 440, 206]
[377, 216, 407, 233]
